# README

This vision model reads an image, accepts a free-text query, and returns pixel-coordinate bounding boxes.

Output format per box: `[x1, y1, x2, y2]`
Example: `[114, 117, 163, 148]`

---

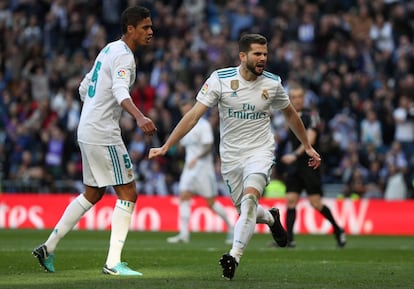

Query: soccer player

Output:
[166, 99, 234, 244]
[148, 33, 322, 280]
[281, 84, 346, 248]
[32, 6, 157, 276]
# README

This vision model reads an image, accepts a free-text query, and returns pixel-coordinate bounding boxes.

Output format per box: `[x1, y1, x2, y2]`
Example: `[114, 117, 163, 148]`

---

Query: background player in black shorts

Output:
[280, 84, 346, 248]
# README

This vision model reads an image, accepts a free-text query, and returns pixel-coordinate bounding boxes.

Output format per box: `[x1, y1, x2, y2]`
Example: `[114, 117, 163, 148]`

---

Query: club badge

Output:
[231, 80, 239, 91]
[230, 80, 239, 97]
[261, 89, 269, 100]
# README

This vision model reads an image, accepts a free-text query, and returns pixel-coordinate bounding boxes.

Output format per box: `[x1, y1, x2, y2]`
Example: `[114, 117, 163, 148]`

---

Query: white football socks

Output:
[105, 199, 135, 268]
[230, 194, 258, 263]
[178, 200, 191, 238]
[45, 194, 93, 253]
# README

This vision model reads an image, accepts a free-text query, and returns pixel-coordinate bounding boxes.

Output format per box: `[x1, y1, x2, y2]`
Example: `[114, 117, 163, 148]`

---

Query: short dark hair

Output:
[238, 33, 267, 53]
[121, 6, 151, 34]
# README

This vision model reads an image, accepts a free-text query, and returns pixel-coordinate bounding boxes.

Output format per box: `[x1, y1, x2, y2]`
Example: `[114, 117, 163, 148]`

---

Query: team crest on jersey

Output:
[231, 80, 239, 91]
[117, 69, 127, 79]
[201, 83, 208, 94]
[261, 89, 269, 100]
[231, 80, 239, 97]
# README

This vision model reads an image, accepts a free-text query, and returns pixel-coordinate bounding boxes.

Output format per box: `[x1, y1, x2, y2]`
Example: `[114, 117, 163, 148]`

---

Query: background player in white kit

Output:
[166, 99, 234, 244]
[149, 33, 321, 280]
[32, 6, 157, 276]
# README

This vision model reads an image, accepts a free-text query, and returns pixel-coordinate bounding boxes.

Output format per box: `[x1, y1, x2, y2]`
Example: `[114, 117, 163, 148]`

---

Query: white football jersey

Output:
[196, 66, 289, 163]
[78, 40, 136, 145]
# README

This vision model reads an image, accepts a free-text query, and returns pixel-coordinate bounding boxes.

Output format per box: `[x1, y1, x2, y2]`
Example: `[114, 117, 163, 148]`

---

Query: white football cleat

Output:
[166, 234, 189, 243]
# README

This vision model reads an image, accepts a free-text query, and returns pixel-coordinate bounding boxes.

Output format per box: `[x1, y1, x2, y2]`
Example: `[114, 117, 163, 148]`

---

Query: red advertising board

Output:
[0, 194, 413, 235]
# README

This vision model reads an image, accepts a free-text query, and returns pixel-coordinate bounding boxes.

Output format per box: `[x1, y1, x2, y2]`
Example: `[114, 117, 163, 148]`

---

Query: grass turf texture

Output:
[0, 230, 413, 289]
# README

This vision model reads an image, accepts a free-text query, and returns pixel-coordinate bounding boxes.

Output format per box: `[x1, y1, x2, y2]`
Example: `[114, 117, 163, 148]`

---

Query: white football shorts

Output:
[221, 152, 274, 208]
[178, 160, 217, 198]
[78, 142, 135, 188]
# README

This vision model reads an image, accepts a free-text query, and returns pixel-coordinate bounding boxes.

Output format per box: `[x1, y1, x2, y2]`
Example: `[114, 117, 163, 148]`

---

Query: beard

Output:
[246, 61, 264, 76]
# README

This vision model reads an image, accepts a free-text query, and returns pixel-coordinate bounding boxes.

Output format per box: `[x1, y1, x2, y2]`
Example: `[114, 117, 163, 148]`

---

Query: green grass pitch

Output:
[0, 229, 413, 289]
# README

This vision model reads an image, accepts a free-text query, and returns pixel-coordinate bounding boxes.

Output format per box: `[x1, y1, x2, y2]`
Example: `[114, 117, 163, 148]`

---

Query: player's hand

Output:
[305, 147, 321, 169]
[137, 117, 157, 136]
[148, 147, 167, 159]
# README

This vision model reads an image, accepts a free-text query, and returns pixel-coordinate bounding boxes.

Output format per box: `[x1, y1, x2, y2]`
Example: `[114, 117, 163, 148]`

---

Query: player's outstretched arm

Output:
[148, 101, 209, 159]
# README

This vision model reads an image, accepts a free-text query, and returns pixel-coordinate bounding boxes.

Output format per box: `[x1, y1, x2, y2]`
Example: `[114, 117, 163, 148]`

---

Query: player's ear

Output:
[126, 24, 135, 34]
[239, 51, 246, 61]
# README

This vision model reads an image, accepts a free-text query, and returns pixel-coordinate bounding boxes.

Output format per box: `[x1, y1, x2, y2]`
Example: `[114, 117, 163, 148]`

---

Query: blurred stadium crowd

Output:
[0, 0, 414, 199]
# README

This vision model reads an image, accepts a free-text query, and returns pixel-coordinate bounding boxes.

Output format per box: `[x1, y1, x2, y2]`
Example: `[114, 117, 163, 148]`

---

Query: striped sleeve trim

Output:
[263, 71, 281, 82]
[217, 67, 237, 79]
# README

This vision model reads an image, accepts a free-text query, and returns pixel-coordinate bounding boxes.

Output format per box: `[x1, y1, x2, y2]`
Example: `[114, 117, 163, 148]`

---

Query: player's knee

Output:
[84, 187, 106, 204]
[309, 195, 323, 209]
[241, 193, 258, 204]
[243, 173, 267, 195]
[286, 199, 297, 208]
[285, 193, 299, 208]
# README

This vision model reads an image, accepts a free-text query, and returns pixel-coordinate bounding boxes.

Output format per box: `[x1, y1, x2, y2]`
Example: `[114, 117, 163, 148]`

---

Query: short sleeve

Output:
[112, 53, 134, 104]
[271, 82, 290, 110]
[196, 71, 220, 108]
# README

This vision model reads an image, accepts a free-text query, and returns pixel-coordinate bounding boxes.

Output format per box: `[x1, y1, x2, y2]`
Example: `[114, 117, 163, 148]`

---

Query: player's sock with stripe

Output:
[45, 194, 93, 253]
[230, 194, 257, 263]
[286, 208, 296, 242]
[105, 199, 135, 268]
[319, 205, 340, 232]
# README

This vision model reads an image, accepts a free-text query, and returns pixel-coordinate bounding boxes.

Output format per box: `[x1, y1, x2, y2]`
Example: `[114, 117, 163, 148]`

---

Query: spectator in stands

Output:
[384, 140, 409, 178]
[22, 61, 50, 102]
[13, 150, 44, 185]
[297, 11, 316, 55]
[329, 107, 358, 152]
[43, 123, 65, 179]
[393, 95, 414, 159]
[130, 73, 155, 115]
[143, 160, 169, 196]
[384, 162, 408, 200]
[370, 12, 394, 54]
[337, 141, 369, 188]
[390, 3, 413, 45]
[225, 2, 254, 41]
[346, 4, 373, 44]
[343, 167, 368, 199]
[6, 123, 35, 179]
[360, 108, 383, 149]
[364, 158, 385, 199]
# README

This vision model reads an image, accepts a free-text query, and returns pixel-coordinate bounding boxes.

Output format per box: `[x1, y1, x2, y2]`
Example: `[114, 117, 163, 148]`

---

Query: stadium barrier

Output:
[0, 194, 413, 235]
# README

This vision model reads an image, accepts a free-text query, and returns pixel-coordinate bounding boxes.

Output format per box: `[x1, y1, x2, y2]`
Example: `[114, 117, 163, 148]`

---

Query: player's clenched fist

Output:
[137, 117, 157, 136]
[148, 147, 167, 159]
